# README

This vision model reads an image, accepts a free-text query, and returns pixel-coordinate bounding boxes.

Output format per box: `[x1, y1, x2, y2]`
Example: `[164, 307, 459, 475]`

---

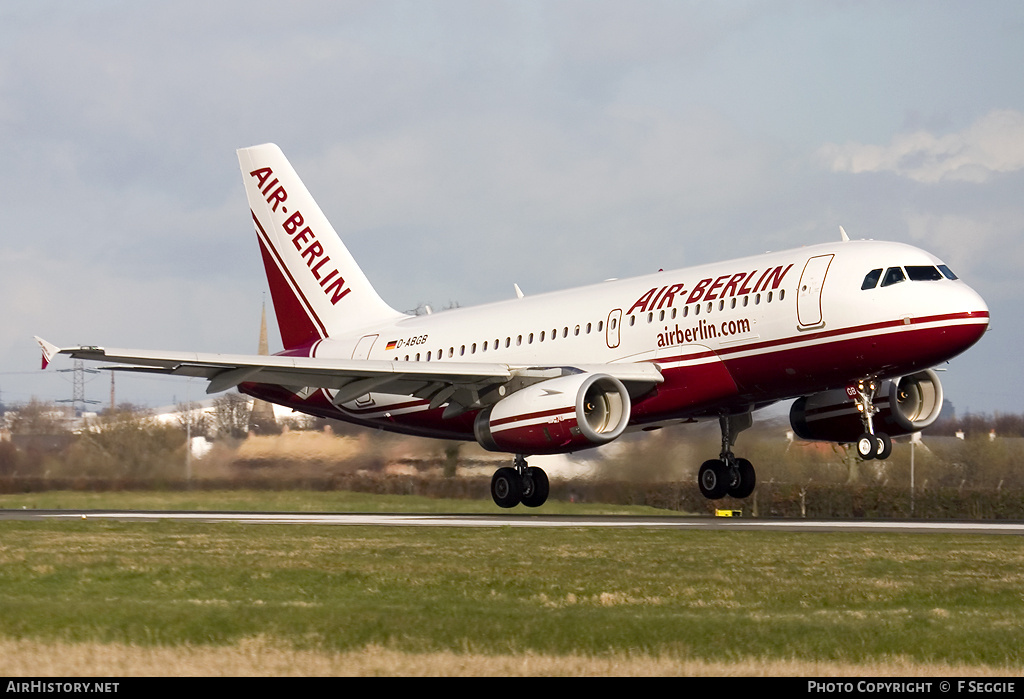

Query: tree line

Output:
[2, 399, 1023, 490]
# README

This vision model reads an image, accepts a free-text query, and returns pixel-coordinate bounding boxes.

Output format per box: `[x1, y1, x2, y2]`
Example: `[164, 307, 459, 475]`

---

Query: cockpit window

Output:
[905, 265, 943, 281]
[861, 268, 882, 290]
[938, 264, 958, 280]
[880, 267, 905, 287]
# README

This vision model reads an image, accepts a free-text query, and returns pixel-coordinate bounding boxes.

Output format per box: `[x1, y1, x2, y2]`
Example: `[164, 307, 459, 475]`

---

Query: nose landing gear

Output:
[852, 379, 892, 461]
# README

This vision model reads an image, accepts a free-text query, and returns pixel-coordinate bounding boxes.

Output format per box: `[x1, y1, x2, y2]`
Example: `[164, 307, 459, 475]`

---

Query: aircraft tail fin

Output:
[237, 143, 402, 350]
[35, 336, 59, 369]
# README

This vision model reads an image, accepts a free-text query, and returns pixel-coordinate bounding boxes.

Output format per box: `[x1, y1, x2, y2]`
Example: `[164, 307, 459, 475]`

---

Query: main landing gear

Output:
[698, 413, 756, 500]
[491, 455, 550, 508]
[852, 379, 892, 461]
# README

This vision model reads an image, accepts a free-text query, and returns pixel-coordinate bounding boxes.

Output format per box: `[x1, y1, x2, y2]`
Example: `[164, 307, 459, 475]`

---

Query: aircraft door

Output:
[350, 334, 379, 406]
[796, 255, 834, 329]
[606, 309, 622, 349]
[352, 334, 378, 359]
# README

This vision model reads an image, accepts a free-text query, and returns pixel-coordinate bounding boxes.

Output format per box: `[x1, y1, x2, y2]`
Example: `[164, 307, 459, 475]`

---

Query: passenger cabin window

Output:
[862, 268, 882, 290]
[880, 267, 905, 287]
[906, 265, 943, 281]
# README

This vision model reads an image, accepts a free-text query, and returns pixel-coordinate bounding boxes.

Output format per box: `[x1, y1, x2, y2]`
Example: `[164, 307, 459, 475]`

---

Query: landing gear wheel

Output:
[520, 467, 550, 508]
[491, 467, 522, 508]
[856, 433, 877, 460]
[698, 459, 729, 500]
[727, 458, 756, 499]
[874, 432, 892, 460]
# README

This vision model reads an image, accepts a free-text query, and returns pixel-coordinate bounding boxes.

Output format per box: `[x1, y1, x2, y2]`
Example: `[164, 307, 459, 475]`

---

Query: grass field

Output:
[1, 491, 1022, 676]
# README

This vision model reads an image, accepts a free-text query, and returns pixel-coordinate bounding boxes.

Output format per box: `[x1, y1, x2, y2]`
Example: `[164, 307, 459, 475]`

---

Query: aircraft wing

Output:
[35, 338, 663, 410]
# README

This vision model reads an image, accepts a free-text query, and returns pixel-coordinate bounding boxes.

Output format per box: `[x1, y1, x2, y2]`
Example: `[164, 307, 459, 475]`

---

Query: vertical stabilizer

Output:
[237, 143, 402, 349]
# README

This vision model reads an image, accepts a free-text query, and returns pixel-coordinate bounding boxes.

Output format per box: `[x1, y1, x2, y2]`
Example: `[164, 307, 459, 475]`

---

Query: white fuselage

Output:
[249, 239, 988, 441]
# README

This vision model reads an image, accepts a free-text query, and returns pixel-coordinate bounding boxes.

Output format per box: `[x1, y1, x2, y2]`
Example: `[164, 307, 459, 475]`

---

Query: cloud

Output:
[818, 109, 1024, 183]
[904, 210, 1024, 301]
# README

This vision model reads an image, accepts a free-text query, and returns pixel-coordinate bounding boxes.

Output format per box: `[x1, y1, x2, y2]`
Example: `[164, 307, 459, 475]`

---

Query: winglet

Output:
[839, 226, 850, 242]
[34, 336, 60, 370]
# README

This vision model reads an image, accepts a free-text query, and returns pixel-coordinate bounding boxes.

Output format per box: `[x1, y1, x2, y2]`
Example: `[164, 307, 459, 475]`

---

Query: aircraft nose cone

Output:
[959, 284, 990, 348]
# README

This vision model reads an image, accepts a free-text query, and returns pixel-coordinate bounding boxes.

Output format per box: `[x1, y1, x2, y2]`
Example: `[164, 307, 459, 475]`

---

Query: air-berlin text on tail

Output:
[249, 166, 352, 305]
[627, 264, 793, 315]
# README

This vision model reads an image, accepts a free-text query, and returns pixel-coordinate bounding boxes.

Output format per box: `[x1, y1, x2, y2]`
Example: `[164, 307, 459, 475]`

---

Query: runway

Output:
[3, 509, 1024, 535]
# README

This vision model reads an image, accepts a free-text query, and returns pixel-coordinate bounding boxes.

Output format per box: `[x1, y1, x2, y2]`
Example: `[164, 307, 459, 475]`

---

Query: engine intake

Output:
[474, 373, 631, 454]
[790, 369, 944, 443]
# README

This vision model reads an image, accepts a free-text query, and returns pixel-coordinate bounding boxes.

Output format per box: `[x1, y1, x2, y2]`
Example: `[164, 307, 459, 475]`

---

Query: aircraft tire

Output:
[727, 458, 756, 499]
[491, 467, 522, 508]
[698, 459, 729, 500]
[874, 432, 893, 460]
[856, 433, 877, 460]
[520, 467, 550, 508]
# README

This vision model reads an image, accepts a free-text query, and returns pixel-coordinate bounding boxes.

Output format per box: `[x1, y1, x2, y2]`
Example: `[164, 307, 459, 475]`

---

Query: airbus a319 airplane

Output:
[37, 143, 989, 507]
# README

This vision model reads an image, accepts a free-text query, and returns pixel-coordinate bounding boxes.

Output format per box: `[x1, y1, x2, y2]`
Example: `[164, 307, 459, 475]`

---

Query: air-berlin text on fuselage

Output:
[658, 317, 752, 348]
[627, 264, 794, 315]
[249, 166, 352, 305]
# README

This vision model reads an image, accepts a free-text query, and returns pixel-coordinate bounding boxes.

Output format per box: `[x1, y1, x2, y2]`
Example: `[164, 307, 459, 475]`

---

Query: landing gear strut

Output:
[852, 379, 892, 461]
[698, 413, 756, 500]
[490, 455, 549, 508]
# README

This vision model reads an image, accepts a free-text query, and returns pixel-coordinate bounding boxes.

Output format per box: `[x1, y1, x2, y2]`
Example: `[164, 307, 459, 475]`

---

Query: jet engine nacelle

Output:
[474, 373, 631, 454]
[789, 369, 944, 443]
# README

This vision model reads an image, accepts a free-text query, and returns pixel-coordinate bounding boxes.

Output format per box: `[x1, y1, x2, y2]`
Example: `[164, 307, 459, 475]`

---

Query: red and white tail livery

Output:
[238, 145, 404, 348]
[37, 143, 990, 507]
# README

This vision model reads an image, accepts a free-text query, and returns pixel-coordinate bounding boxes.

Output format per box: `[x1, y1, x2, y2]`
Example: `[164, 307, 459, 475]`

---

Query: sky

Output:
[2, 1, 1023, 417]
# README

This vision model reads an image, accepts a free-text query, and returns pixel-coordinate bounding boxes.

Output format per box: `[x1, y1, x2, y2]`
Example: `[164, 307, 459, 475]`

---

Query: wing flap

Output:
[39, 342, 514, 388]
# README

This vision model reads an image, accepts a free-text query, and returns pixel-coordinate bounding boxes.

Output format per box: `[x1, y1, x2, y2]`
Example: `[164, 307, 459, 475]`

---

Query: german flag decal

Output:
[385, 340, 398, 351]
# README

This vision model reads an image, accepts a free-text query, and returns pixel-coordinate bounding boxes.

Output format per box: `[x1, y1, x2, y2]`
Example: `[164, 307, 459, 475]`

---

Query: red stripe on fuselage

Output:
[654, 311, 988, 368]
[242, 311, 988, 441]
